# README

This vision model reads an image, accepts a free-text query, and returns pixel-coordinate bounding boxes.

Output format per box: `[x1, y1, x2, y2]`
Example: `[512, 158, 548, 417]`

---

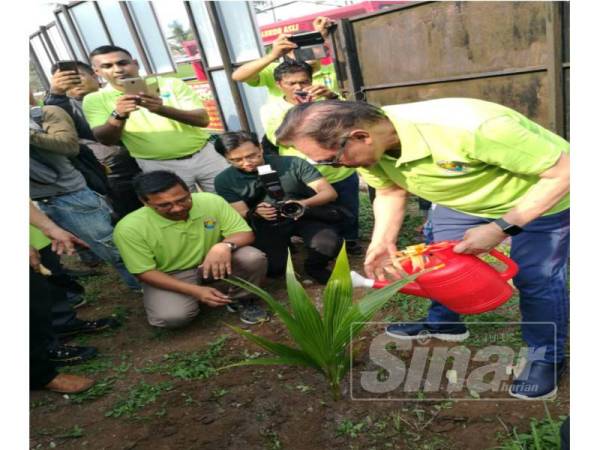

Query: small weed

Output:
[337, 419, 366, 438]
[30, 396, 54, 409]
[55, 425, 84, 439]
[141, 336, 227, 380]
[58, 356, 113, 375]
[211, 388, 229, 400]
[295, 383, 314, 393]
[261, 429, 283, 450]
[495, 403, 565, 450]
[113, 361, 132, 374]
[69, 377, 116, 404]
[105, 381, 173, 418]
[111, 305, 131, 322]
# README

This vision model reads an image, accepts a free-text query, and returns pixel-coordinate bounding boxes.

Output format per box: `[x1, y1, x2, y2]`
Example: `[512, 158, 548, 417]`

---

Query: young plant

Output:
[224, 244, 417, 400]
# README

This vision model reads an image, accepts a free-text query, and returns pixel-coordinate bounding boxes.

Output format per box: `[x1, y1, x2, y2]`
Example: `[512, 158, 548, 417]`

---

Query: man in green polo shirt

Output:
[258, 60, 362, 253]
[83, 45, 228, 193]
[114, 171, 269, 327]
[275, 99, 570, 400]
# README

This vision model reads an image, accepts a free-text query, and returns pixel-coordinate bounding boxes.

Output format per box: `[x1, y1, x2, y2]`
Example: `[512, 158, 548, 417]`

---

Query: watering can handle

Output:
[488, 249, 519, 281]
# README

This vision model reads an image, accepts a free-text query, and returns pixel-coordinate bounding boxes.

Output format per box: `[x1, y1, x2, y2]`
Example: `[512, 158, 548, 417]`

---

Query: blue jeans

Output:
[332, 172, 360, 241]
[36, 188, 140, 290]
[426, 205, 570, 363]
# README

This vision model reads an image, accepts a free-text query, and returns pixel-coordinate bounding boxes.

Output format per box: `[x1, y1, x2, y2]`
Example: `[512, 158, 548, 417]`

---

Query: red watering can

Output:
[351, 241, 519, 315]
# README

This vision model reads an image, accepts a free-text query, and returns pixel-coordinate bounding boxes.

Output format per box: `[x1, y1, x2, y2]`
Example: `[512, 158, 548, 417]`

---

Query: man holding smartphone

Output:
[83, 45, 228, 193]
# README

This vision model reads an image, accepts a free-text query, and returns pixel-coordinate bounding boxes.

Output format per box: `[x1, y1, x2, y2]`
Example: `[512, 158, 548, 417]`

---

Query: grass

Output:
[105, 381, 174, 419]
[337, 418, 367, 438]
[494, 403, 566, 450]
[69, 377, 116, 404]
[140, 336, 227, 380]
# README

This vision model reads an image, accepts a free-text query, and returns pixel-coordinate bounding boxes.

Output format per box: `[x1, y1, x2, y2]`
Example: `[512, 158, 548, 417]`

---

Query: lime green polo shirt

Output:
[113, 193, 251, 274]
[247, 62, 339, 101]
[82, 77, 210, 160]
[30, 225, 51, 250]
[260, 96, 355, 184]
[358, 98, 570, 218]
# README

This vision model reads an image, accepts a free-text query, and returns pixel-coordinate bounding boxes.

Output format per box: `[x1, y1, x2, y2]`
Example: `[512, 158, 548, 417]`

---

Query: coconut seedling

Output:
[224, 244, 417, 400]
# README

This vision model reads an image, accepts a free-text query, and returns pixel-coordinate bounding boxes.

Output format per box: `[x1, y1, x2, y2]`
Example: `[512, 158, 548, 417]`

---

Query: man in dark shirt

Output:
[214, 131, 342, 284]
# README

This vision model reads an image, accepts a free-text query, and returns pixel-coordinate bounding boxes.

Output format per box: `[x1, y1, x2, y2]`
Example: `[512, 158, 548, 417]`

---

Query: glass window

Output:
[29, 59, 47, 97]
[70, 2, 110, 53]
[152, 0, 224, 132]
[47, 24, 71, 60]
[96, 0, 147, 75]
[212, 71, 240, 130]
[239, 82, 268, 136]
[128, 1, 175, 74]
[56, 11, 86, 61]
[30, 36, 53, 81]
[217, 1, 261, 63]
[188, 1, 222, 67]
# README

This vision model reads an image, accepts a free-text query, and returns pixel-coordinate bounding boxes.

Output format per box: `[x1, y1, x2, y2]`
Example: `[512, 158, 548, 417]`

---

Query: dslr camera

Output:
[257, 164, 305, 220]
[288, 30, 328, 62]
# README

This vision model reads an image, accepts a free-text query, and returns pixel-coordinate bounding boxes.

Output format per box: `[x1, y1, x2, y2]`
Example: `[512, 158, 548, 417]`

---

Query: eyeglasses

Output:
[149, 194, 192, 211]
[227, 152, 263, 164]
[314, 136, 349, 167]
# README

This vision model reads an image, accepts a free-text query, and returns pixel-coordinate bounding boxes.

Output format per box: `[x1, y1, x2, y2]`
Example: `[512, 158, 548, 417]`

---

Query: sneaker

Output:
[509, 360, 566, 400]
[54, 317, 121, 337]
[48, 345, 98, 366]
[227, 298, 270, 325]
[385, 318, 470, 342]
[66, 291, 87, 309]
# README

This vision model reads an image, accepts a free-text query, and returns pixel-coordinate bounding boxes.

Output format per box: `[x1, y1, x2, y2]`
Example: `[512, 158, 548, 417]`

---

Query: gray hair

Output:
[275, 100, 386, 148]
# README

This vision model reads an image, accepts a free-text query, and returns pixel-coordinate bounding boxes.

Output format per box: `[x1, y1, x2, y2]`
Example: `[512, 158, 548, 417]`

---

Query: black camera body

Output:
[257, 164, 305, 220]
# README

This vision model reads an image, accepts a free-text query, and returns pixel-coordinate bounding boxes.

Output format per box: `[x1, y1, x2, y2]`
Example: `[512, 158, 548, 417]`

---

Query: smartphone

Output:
[287, 31, 325, 47]
[144, 77, 160, 97]
[119, 77, 148, 95]
[56, 60, 79, 73]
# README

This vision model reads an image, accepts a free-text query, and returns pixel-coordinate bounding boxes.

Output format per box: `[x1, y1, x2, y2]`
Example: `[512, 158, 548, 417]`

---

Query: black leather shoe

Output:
[48, 345, 98, 366]
[385, 318, 469, 342]
[509, 359, 566, 400]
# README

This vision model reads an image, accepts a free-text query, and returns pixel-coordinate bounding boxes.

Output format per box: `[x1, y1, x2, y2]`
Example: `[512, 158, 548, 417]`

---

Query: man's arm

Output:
[364, 185, 409, 280]
[30, 200, 89, 255]
[136, 270, 231, 307]
[90, 94, 140, 145]
[300, 177, 338, 207]
[231, 34, 297, 83]
[30, 106, 79, 156]
[455, 152, 570, 254]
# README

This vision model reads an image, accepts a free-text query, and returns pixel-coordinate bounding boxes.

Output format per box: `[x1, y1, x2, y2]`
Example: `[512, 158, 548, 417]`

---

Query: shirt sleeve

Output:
[82, 92, 112, 129]
[357, 165, 395, 190]
[214, 172, 245, 204]
[294, 157, 323, 184]
[30, 106, 79, 156]
[247, 63, 277, 89]
[215, 195, 252, 237]
[472, 114, 569, 176]
[113, 220, 157, 274]
[169, 77, 205, 110]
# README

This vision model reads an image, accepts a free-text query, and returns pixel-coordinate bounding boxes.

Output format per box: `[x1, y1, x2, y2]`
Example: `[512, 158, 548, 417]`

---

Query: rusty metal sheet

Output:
[365, 72, 550, 128]
[353, 1, 549, 86]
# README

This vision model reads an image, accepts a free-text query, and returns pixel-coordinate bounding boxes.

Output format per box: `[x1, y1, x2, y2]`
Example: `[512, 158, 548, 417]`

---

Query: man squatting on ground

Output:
[275, 98, 570, 400]
[114, 171, 269, 328]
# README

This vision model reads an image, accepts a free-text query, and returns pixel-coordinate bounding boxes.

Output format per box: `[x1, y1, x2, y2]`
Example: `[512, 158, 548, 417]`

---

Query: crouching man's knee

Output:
[144, 297, 200, 329]
[231, 246, 268, 284]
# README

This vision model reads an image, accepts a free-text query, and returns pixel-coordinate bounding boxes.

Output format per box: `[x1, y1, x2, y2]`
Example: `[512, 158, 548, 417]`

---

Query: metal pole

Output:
[119, 1, 153, 74]
[206, 1, 251, 131]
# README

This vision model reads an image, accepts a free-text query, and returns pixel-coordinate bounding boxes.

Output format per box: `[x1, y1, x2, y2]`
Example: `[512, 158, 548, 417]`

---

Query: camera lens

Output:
[280, 202, 305, 219]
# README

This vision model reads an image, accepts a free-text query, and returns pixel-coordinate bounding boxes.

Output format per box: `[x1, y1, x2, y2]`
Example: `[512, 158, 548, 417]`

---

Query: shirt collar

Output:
[383, 109, 431, 165]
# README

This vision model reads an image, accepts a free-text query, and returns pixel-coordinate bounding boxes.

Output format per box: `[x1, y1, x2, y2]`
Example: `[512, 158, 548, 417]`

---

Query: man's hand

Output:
[453, 222, 507, 254]
[47, 228, 89, 256]
[304, 84, 337, 99]
[137, 94, 164, 113]
[188, 285, 231, 307]
[50, 70, 81, 95]
[199, 243, 233, 280]
[313, 16, 333, 38]
[114, 94, 140, 117]
[270, 33, 297, 59]
[254, 202, 278, 221]
[29, 246, 41, 271]
[364, 241, 398, 281]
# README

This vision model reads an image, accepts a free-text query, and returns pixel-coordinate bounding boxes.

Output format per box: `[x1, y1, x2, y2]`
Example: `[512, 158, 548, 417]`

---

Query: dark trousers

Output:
[331, 173, 360, 241]
[30, 269, 58, 389]
[251, 216, 342, 277]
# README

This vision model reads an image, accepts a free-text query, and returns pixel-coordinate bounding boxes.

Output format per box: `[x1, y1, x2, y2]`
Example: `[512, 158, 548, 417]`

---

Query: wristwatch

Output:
[110, 110, 129, 121]
[221, 241, 238, 252]
[492, 218, 523, 236]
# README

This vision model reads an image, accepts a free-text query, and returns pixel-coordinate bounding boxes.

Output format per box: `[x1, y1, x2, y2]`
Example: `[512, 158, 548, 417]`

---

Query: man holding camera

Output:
[83, 45, 228, 193]
[214, 131, 342, 285]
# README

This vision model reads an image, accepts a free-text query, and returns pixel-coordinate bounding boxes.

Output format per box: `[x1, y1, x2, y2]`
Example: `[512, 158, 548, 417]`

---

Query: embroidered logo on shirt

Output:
[204, 218, 217, 230]
[437, 161, 468, 172]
